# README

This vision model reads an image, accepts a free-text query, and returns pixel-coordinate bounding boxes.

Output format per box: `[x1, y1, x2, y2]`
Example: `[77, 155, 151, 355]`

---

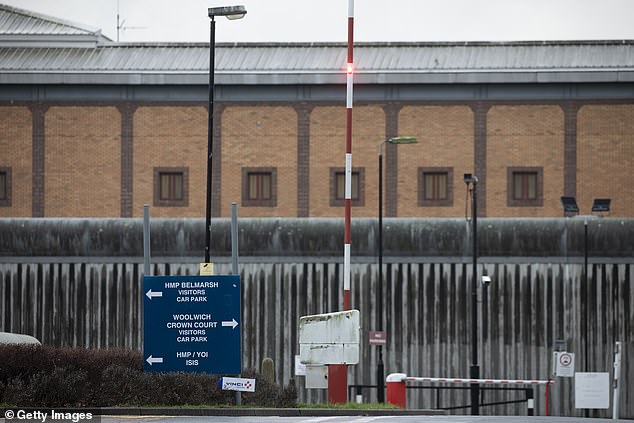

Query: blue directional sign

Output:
[143, 275, 241, 374]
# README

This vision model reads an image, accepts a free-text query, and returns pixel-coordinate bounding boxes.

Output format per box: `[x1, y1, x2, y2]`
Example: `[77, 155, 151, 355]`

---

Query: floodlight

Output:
[591, 198, 611, 213]
[560, 196, 579, 214]
[388, 136, 417, 145]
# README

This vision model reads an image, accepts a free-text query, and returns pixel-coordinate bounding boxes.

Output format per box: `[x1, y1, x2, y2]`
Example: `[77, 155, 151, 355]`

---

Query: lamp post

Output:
[205, 5, 246, 264]
[377, 136, 416, 403]
[559, 197, 611, 418]
[464, 173, 479, 415]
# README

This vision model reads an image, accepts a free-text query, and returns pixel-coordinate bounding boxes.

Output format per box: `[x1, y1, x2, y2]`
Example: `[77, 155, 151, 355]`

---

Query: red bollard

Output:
[328, 364, 348, 404]
[386, 373, 407, 409]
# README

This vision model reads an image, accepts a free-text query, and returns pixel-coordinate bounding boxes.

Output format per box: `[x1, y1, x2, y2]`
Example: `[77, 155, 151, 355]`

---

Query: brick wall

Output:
[222, 105, 297, 217]
[1, 101, 634, 219]
[398, 105, 474, 217]
[487, 105, 564, 217]
[45, 106, 120, 217]
[309, 106, 385, 217]
[0, 106, 32, 217]
[578, 104, 634, 217]
[133, 106, 207, 218]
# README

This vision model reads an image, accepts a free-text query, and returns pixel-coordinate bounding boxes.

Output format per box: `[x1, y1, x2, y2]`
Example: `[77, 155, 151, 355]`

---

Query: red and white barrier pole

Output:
[386, 373, 407, 408]
[343, 0, 354, 312]
[328, 0, 354, 405]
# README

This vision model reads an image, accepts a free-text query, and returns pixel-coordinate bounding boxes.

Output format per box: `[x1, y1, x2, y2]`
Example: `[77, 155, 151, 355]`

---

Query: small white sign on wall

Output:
[305, 365, 328, 389]
[554, 351, 575, 377]
[575, 372, 610, 409]
[294, 354, 306, 376]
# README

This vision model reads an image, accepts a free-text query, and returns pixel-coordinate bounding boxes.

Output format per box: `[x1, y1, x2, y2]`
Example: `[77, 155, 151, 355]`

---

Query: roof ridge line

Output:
[0, 3, 112, 41]
[101, 40, 634, 48]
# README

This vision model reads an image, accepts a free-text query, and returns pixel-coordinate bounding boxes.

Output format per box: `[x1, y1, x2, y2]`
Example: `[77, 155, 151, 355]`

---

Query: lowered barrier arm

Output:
[387, 373, 554, 415]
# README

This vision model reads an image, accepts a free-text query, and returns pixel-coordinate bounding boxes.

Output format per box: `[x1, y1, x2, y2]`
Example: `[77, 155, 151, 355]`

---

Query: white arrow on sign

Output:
[145, 289, 163, 300]
[222, 318, 239, 329]
[146, 355, 163, 366]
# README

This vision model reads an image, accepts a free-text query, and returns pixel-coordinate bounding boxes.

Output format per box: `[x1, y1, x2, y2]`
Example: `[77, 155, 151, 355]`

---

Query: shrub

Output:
[0, 345, 296, 408]
[240, 369, 297, 408]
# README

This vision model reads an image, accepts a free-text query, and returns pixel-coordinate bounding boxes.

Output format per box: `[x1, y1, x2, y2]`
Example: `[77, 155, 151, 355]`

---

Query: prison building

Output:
[1, 4, 633, 219]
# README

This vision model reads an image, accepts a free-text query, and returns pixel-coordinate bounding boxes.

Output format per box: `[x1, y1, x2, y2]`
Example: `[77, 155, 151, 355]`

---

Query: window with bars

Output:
[0, 171, 6, 200]
[248, 172, 272, 201]
[330, 167, 364, 207]
[0, 167, 11, 207]
[334, 171, 359, 201]
[419, 167, 453, 206]
[154, 167, 188, 207]
[242, 168, 277, 207]
[160, 172, 184, 201]
[513, 172, 537, 200]
[507, 167, 543, 207]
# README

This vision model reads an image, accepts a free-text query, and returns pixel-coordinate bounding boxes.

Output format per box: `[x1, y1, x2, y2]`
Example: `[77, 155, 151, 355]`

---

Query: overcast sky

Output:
[4, 0, 634, 43]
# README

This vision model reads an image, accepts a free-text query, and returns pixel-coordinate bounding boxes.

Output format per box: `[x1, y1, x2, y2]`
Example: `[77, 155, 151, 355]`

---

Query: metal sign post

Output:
[613, 341, 622, 420]
[231, 202, 241, 406]
[143, 205, 151, 276]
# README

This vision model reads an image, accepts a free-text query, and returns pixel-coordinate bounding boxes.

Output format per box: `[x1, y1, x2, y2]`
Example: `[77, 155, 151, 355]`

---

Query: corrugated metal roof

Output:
[0, 4, 110, 46]
[2, 4, 634, 85]
[2, 41, 634, 74]
[1, 4, 634, 86]
[218, 41, 634, 73]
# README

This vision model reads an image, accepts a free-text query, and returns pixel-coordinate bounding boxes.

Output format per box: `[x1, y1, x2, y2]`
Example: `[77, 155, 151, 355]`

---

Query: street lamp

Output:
[205, 5, 247, 264]
[377, 135, 417, 403]
[464, 173, 479, 415]
[560, 196, 611, 418]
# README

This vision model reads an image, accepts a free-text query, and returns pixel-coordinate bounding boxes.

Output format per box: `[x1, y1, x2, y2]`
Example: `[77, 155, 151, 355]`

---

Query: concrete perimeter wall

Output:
[0, 218, 632, 417]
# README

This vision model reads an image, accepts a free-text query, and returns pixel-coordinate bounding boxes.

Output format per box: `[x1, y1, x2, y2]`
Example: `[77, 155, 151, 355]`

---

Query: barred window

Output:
[0, 171, 6, 200]
[512, 172, 537, 200]
[507, 167, 543, 207]
[154, 167, 188, 207]
[330, 167, 364, 207]
[334, 171, 360, 201]
[0, 167, 11, 207]
[248, 172, 272, 201]
[160, 172, 184, 201]
[423, 172, 448, 201]
[242, 168, 277, 207]
[418, 167, 453, 207]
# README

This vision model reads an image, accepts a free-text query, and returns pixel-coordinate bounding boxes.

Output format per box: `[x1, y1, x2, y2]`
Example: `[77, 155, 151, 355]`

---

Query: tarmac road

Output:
[2, 408, 624, 423]
[101, 416, 623, 423]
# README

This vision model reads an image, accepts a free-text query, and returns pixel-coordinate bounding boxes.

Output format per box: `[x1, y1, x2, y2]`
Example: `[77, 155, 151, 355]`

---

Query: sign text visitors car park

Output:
[143, 275, 241, 374]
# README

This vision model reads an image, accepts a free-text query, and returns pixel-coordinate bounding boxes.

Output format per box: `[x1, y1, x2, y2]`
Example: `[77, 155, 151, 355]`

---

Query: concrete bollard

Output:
[386, 373, 407, 409]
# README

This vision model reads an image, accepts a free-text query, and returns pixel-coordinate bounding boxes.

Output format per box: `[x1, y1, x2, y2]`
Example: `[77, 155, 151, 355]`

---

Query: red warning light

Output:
[346, 63, 353, 74]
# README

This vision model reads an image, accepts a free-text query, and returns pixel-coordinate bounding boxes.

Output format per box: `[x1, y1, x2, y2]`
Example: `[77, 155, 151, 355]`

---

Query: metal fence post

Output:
[143, 205, 151, 276]
[231, 202, 241, 406]
[527, 387, 534, 416]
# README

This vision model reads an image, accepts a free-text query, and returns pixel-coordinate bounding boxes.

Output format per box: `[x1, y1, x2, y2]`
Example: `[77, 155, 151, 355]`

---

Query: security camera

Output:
[464, 173, 478, 185]
[481, 275, 491, 286]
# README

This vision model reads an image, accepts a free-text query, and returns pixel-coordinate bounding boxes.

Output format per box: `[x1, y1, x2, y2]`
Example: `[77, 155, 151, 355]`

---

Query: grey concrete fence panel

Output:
[0, 218, 632, 417]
